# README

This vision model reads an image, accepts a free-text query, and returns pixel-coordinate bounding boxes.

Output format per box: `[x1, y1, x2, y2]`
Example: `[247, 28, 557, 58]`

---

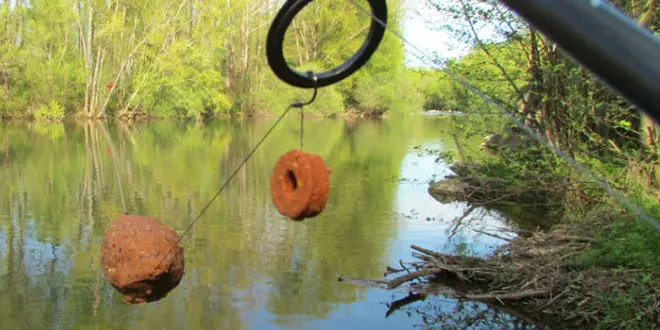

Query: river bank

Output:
[0, 107, 396, 122]
[377, 156, 660, 329]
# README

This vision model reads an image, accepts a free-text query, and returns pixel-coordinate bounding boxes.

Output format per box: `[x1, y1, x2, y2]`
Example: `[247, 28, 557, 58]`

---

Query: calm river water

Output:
[0, 115, 539, 329]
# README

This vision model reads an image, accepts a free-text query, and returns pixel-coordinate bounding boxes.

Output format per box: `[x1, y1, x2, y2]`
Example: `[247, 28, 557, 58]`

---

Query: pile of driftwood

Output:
[384, 245, 548, 302]
[339, 225, 639, 328]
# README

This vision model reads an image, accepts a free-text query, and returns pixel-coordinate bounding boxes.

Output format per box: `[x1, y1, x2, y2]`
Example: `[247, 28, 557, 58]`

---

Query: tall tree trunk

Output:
[224, 0, 234, 92]
[2, 0, 8, 42]
[522, 28, 542, 129]
[1, 63, 7, 103]
[89, 47, 105, 117]
[14, 0, 23, 47]
[637, 0, 659, 149]
[241, 1, 251, 109]
[78, 0, 96, 117]
[2, 0, 10, 102]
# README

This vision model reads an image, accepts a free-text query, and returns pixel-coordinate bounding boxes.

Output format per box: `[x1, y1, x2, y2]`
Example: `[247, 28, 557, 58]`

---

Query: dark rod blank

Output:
[499, 0, 660, 123]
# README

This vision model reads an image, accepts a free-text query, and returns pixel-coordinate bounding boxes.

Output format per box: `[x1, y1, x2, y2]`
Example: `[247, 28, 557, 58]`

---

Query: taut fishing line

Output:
[101, 0, 275, 219]
[297, 72, 319, 150]
[346, 0, 660, 231]
[96, 0, 659, 305]
[300, 105, 305, 149]
[175, 84, 318, 245]
[150, 81, 319, 273]
[100, 1, 328, 303]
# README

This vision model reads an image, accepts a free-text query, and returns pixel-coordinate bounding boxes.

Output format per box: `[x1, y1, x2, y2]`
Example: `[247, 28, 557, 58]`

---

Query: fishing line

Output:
[151, 85, 320, 273]
[175, 82, 319, 245]
[346, 0, 660, 231]
[300, 106, 305, 149]
[101, 123, 128, 215]
[297, 72, 319, 150]
[100, 4, 278, 218]
[176, 107, 292, 243]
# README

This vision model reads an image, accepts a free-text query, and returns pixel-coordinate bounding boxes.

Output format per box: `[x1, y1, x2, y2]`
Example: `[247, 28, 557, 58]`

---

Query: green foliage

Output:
[579, 220, 660, 272]
[476, 142, 568, 189]
[416, 1, 660, 327]
[414, 40, 529, 113]
[577, 196, 660, 273]
[590, 273, 659, 330]
[0, 40, 29, 117]
[134, 40, 232, 119]
[446, 42, 528, 111]
[413, 70, 452, 110]
[33, 100, 66, 121]
[1, 0, 420, 119]
[255, 62, 346, 116]
[343, 32, 425, 114]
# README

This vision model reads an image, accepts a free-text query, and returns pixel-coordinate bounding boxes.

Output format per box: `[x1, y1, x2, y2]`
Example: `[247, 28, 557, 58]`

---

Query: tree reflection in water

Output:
[385, 292, 549, 329]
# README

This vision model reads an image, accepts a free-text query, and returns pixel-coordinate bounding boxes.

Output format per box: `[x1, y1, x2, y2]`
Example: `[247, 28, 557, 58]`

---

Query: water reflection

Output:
[391, 142, 517, 262]
[387, 295, 543, 329]
[0, 116, 537, 329]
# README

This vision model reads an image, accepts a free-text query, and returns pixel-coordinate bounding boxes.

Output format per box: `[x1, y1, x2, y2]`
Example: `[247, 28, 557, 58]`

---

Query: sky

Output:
[399, 0, 501, 68]
[400, 0, 468, 68]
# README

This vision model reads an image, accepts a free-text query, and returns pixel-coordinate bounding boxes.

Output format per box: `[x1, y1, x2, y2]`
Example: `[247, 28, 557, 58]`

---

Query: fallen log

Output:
[387, 268, 443, 289]
[411, 245, 442, 258]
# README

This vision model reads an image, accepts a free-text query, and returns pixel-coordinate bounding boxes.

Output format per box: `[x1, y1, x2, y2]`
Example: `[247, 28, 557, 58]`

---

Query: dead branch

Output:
[411, 245, 443, 258]
[387, 268, 443, 289]
[557, 236, 594, 243]
[473, 228, 513, 242]
[337, 275, 387, 289]
[386, 266, 405, 275]
[464, 289, 548, 302]
[449, 205, 478, 239]
[399, 259, 411, 272]
[542, 288, 569, 309]
[411, 252, 435, 263]
[452, 134, 469, 163]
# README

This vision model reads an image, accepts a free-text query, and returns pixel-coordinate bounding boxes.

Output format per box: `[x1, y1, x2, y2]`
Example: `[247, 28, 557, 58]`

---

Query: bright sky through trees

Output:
[401, 0, 500, 68]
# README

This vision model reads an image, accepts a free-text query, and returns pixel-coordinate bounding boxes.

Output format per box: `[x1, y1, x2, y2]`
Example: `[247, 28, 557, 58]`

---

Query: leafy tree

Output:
[0, 0, 423, 119]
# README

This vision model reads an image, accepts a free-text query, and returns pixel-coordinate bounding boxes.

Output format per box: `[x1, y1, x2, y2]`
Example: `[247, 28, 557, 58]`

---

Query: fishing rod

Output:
[267, 0, 660, 123]
[500, 0, 660, 124]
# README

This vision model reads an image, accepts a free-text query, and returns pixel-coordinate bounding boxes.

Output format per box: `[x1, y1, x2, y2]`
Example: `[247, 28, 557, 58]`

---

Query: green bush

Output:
[33, 100, 66, 121]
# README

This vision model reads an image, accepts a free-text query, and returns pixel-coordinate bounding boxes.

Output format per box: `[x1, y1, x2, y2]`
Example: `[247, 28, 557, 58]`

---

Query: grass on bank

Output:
[480, 146, 660, 329]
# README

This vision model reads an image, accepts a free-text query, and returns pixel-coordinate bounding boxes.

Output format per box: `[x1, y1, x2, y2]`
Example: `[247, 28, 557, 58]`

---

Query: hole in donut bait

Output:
[285, 170, 298, 191]
[270, 150, 331, 220]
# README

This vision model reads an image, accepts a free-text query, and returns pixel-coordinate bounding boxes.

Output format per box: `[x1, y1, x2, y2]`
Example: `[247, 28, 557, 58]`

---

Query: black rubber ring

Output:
[266, 0, 388, 88]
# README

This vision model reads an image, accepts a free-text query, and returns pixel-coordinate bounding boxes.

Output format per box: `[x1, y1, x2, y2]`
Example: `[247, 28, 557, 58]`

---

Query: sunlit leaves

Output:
[0, 0, 425, 118]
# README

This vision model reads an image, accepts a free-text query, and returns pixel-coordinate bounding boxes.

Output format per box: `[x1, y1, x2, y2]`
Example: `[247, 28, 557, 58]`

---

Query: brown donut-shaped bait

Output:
[100, 215, 185, 304]
[270, 149, 331, 220]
